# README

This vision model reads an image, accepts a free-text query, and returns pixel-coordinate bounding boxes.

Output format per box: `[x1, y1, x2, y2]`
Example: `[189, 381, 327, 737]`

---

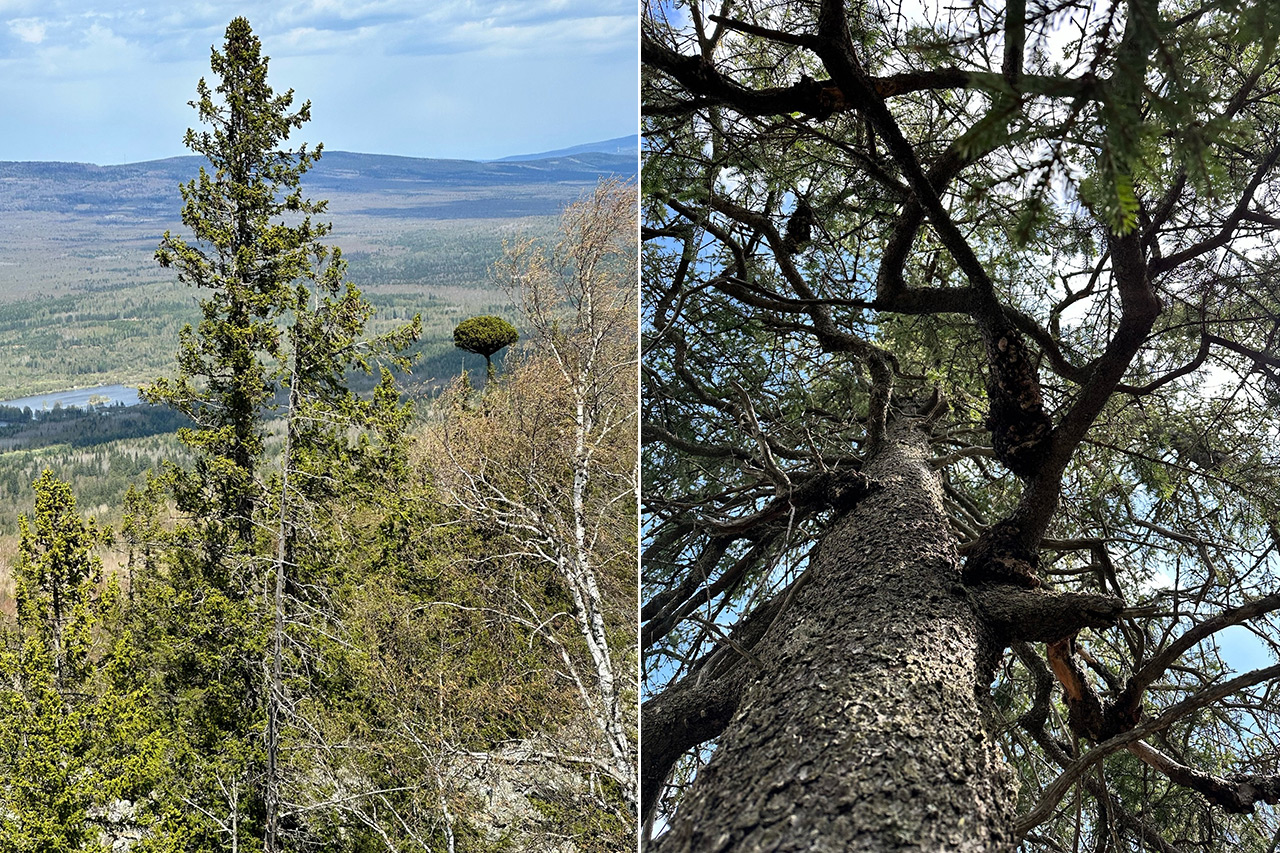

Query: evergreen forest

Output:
[0, 18, 637, 852]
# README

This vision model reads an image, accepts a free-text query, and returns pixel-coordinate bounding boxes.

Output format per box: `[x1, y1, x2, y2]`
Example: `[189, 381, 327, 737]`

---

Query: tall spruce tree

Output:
[141, 17, 420, 851]
[142, 19, 322, 845]
[149, 15, 326, 551]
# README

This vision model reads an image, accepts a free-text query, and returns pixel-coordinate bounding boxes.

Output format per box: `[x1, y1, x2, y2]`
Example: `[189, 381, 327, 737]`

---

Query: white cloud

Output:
[389, 5, 633, 59]
[21, 21, 147, 80]
[273, 23, 383, 54]
[8, 16, 45, 43]
[0, 0, 636, 163]
[0, 0, 40, 14]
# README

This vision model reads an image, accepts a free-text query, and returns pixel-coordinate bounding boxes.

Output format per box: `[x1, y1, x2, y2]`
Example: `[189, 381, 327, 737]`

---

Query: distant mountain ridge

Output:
[0, 144, 638, 221]
[492, 135, 638, 162]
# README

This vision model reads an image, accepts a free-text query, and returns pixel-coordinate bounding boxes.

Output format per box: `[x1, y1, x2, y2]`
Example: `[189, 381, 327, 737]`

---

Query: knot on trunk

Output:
[794, 74, 846, 120]
[984, 331, 1052, 479]
[790, 469, 878, 514]
[963, 520, 1042, 588]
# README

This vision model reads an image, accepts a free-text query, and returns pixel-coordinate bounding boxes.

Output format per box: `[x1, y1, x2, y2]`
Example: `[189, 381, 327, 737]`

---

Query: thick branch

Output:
[976, 586, 1125, 644]
[1204, 333, 1280, 370]
[641, 663, 750, 825]
[641, 575, 808, 823]
[640, 660, 747, 819]
[1046, 636, 1113, 742]
[644, 34, 972, 119]
[1051, 232, 1161, 469]
[1128, 740, 1280, 814]
[1002, 0, 1026, 84]
[644, 30, 1101, 119]
[973, 230, 1161, 578]
[1016, 663, 1280, 838]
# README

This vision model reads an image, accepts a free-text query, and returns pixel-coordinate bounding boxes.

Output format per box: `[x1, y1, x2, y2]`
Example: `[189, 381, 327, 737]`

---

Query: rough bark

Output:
[641, 664, 750, 822]
[973, 586, 1124, 644]
[652, 419, 1016, 852]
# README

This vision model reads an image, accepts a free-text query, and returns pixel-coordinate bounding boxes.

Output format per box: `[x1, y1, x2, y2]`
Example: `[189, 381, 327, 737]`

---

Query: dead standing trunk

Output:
[653, 418, 1017, 852]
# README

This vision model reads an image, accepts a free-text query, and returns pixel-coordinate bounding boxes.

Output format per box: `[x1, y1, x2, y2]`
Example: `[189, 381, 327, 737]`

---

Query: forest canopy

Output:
[642, 0, 1280, 850]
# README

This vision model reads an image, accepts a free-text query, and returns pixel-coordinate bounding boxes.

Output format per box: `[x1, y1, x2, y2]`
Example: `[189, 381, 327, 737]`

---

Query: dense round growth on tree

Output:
[454, 315, 519, 382]
[453, 315, 518, 358]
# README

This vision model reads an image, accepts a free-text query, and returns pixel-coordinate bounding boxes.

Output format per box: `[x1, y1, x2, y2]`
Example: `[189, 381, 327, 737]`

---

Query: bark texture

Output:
[654, 420, 1016, 852]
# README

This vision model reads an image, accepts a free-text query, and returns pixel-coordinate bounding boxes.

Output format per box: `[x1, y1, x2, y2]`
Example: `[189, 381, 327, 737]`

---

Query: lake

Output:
[0, 384, 141, 414]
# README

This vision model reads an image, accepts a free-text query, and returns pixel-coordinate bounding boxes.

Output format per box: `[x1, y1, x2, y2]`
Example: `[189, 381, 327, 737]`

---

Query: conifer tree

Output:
[453, 314, 518, 384]
[644, 1, 1280, 848]
[13, 469, 108, 689]
[0, 472, 170, 851]
[141, 20, 322, 845]
[148, 15, 326, 550]
[0, 471, 106, 849]
[141, 17, 421, 851]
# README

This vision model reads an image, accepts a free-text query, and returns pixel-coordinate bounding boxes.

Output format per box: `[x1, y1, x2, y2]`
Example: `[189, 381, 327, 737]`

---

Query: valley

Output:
[0, 141, 637, 398]
[0, 136, 637, 567]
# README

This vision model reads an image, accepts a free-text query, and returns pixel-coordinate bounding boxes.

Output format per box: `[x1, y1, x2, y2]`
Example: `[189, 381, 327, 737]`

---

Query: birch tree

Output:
[429, 180, 639, 839]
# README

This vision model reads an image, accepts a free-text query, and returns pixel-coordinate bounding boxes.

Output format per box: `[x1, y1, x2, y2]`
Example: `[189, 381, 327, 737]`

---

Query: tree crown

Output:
[453, 315, 519, 358]
[643, 0, 1280, 847]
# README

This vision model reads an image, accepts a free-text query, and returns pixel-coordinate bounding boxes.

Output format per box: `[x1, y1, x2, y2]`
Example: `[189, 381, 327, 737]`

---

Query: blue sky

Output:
[0, 0, 637, 164]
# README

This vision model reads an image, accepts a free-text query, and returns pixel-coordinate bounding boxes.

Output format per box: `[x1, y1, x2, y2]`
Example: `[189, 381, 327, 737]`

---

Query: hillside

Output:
[0, 147, 637, 220]
[0, 142, 637, 398]
[493, 134, 638, 161]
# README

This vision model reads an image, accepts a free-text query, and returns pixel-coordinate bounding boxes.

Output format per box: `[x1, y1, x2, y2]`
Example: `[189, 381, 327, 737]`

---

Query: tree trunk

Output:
[654, 419, 1016, 852]
[264, 346, 301, 853]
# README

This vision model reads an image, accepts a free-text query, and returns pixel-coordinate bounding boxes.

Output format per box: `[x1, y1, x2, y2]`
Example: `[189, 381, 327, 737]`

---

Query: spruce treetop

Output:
[147, 16, 333, 534]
